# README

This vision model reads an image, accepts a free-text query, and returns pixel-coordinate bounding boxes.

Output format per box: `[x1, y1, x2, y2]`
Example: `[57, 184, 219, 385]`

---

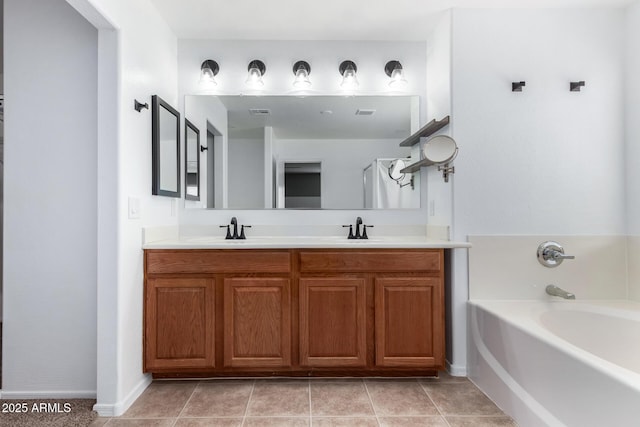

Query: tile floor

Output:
[92, 373, 517, 426]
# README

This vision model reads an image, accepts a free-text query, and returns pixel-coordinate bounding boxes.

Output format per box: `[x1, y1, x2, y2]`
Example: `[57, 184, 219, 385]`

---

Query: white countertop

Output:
[143, 235, 472, 249]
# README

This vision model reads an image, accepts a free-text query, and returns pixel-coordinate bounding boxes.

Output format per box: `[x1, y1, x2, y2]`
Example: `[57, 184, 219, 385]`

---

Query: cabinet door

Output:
[145, 278, 215, 370]
[299, 277, 367, 367]
[224, 277, 291, 368]
[375, 277, 444, 368]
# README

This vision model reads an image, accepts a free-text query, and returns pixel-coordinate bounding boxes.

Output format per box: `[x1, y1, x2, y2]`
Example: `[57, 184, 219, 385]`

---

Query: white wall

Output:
[0, 0, 4, 323]
[424, 11, 459, 369]
[452, 8, 625, 374]
[3, 0, 97, 396]
[626, 1, 640, 301]
[229, 137, 264, 208]
[425, 11, 454, 227]
[88, 0, 178, 414]
[274, 138, 411, 209]
[64, 0, 180, 415]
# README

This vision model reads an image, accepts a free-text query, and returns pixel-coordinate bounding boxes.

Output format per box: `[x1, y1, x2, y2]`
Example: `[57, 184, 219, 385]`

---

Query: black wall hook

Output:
[200, 145, 208, 152]
[570, 81, 586, 92]
[134, 100, 149, 112]
[512, 81, 526, 92]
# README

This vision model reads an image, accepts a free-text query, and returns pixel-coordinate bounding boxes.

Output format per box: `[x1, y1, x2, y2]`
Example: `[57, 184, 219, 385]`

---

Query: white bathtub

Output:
[468, 300, 640, 427]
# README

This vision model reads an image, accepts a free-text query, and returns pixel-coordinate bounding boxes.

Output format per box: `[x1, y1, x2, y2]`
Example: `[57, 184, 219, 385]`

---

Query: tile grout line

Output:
[172, 380, 201, 426]
[418, 381, 452, 427]
[240, 379, 256, 427]
[362, 379, 382, 427]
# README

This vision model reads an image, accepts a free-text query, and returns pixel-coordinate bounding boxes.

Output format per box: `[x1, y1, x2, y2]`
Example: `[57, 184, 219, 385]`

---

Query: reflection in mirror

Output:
[152, 95, 180, 197]
[283, 162, 321, 208]
[185, 119, 200, 201]
[184, 95, 421, 209]
[388, 159, 407, 181]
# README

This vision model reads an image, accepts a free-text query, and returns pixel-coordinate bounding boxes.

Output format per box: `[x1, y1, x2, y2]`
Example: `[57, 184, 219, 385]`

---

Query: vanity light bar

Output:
[198, 59, 411, 91]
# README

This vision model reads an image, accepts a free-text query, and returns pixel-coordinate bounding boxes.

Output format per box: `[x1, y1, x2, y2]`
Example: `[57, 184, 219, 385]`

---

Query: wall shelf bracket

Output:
[570, 81, 585, 92]
[134, 100, 149, 112]
[512, 81, 526, 92]
[399, 116, 450, 147]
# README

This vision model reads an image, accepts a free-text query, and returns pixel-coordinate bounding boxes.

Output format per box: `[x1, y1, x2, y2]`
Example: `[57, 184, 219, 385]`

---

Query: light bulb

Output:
[389, 67, 407, 89]
[293, 68, 312, 89]
[199, 66, 217, 87]
[198, 60, 219, 91]
[246, 67, 264, 88]
[341, 67, 359, 90]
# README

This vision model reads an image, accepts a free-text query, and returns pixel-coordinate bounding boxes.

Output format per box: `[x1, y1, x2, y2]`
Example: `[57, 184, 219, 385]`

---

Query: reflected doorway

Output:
[283, 162, 321, 209]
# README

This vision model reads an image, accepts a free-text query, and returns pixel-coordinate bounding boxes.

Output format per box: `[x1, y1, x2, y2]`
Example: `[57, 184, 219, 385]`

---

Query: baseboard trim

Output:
[93, 375, 152, 417]
[446, 360, 468, 377]
[0, 390, 96, 399]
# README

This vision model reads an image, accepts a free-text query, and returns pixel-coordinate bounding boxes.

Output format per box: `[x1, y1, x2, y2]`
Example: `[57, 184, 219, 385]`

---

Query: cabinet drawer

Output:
[146, 250, 291, 274]
[299, 250, 441, 273]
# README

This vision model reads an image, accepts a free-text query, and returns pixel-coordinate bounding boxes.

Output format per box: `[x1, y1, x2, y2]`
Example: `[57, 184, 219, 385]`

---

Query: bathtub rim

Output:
[468, 299, 640, 394]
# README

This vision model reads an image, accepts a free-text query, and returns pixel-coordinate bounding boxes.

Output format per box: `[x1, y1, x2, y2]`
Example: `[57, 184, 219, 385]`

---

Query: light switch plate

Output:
[128, 197, 141, 219]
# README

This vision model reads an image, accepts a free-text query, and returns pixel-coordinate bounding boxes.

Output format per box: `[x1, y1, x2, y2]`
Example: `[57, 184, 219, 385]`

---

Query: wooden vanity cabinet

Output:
[144, 249, 292, 372]
[298, 276, 368, 367]
[298, 250, 444, 371]
[224, 277, 291, 368]
[145, 277, 215, 370]
[144, 248, 444, 375]
[375, 276, 444, 367]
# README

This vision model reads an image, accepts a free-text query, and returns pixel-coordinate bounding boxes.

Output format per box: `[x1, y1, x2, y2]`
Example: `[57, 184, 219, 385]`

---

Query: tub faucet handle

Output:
[537, 241, 575, 268]
[549, 250, 575, 261]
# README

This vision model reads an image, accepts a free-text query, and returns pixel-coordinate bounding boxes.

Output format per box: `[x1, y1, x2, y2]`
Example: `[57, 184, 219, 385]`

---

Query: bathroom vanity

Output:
[142, 240, 463, 377]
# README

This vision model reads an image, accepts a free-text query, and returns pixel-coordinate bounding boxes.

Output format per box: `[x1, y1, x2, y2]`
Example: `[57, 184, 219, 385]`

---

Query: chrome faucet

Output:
[546, 284, 576, 300]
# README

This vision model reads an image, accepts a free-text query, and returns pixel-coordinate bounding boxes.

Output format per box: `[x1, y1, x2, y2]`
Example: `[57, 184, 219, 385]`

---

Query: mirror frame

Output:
[152, 95, 181, 198]
[184, 118, 201, 201]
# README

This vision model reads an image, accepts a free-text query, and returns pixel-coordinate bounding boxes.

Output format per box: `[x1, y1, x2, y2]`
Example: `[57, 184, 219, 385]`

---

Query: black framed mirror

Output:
[152, 95, 181, 197]
[185, 118, 200, 201]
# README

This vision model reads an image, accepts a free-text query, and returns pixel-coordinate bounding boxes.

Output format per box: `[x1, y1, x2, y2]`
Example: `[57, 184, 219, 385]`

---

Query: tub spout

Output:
[546, 284, 576, 300]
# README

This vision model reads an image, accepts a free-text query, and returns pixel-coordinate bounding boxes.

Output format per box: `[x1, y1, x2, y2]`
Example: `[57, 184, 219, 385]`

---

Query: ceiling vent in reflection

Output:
[249, 108, 271, 116]
[355, 109, 376, 116]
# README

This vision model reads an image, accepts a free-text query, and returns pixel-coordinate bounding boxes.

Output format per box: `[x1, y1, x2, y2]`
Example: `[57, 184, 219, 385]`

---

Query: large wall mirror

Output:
[152, 95, 181, 197]
[185, 119, 200, 201]
[184, 95, 421, 209]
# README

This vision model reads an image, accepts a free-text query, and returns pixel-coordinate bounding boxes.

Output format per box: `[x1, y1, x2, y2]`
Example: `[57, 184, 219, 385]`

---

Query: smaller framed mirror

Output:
[185, 118, 200, 201]
[152, 95, 181, 197]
